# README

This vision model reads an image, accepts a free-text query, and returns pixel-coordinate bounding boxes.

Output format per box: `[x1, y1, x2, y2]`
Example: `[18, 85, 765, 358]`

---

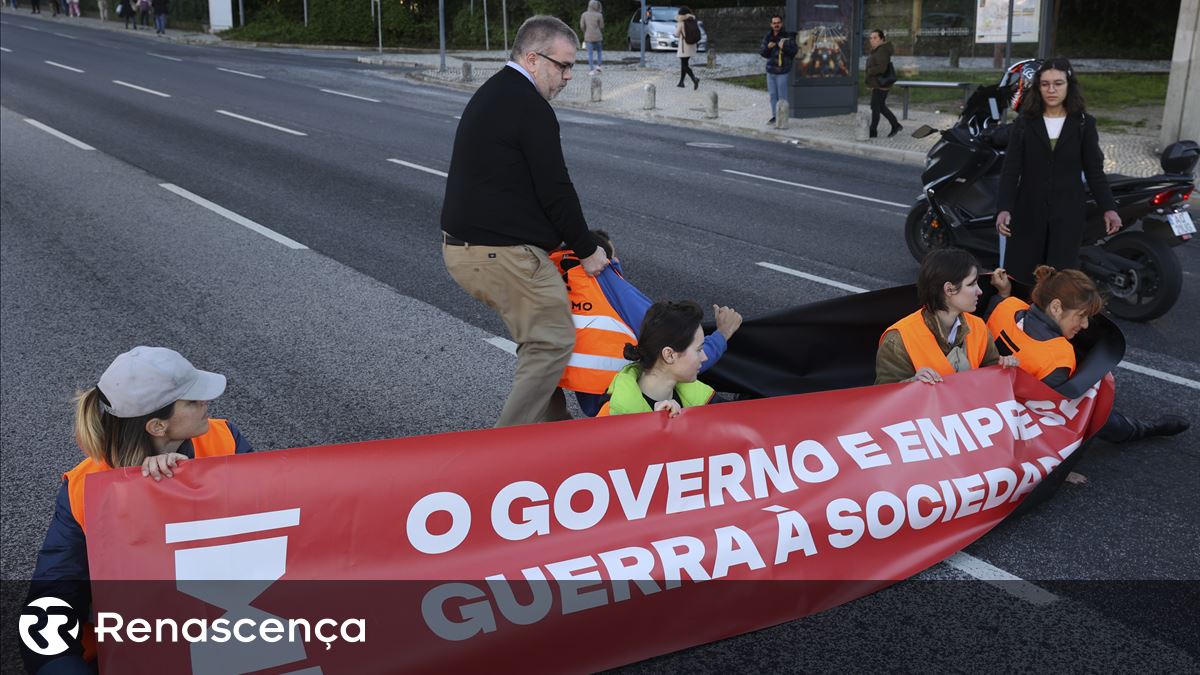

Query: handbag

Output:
[877, 62, 898, 88]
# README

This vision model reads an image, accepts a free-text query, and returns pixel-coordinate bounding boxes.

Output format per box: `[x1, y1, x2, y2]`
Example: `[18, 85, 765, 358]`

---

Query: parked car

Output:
[627, 6, 708, 52]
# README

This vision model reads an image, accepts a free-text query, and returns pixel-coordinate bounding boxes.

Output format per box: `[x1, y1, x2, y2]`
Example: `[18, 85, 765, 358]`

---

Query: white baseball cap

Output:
[97, 346, 227, 418]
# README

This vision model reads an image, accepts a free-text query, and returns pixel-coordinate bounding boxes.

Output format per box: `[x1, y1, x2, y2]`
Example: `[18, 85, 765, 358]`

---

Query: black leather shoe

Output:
[677, 82, 685, 88]
[1140, 414, 1190, 439]
[693, 77, 699, 90]
[868, 129, 878, 138]
[768, 117, 776, 125]
[888, 124, 903, 138]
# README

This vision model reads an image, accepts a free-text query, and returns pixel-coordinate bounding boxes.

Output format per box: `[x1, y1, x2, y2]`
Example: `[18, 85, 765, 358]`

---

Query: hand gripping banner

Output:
[85, 367, 1114, 673]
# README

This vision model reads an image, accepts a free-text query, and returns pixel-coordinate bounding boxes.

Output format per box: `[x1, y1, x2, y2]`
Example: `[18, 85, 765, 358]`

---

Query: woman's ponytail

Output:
[73, 388, 106, 464]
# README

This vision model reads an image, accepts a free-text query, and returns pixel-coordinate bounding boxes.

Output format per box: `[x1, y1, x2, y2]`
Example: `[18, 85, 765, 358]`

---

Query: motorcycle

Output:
[904, 60, 1199, 322]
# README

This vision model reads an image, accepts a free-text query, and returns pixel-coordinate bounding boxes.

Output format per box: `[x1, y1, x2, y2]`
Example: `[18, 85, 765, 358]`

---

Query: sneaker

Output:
[596, 66, 602, 73]
[767, 117, 776, 125]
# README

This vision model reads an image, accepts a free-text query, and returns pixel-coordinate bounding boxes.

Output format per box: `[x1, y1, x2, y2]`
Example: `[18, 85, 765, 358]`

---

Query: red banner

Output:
[86, 368, 1113, 673]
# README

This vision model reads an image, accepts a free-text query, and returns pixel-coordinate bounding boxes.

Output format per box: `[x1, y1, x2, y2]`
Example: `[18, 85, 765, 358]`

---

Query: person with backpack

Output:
[761, 15, 799, 124]
[864, 29, 902, 138]
[675, 7, 700, 89]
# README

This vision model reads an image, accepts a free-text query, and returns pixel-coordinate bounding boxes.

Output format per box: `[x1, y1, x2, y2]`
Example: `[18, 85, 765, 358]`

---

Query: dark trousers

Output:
[1097, 409, 1138, 443]
[678, 57, 697, 85]
[870, 88, 899, 133]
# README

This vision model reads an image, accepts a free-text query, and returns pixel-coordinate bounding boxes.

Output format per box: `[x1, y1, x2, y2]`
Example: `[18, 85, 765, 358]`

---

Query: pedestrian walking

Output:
[151, 0, 167, 33]
[119, 0, 136, 27]
[760, 14, 798, 124]
[865, 29, 902, 138]
[30, 0, 41, 14]
[674, 7, 700, 89]
[995, 58, 1120, 284]
[67, 0, 79, 16]
[96, 0, 107, 20]
[441, 15, 609, 427]
[137, 0, 150, 28]
[579, 0, 604, 75]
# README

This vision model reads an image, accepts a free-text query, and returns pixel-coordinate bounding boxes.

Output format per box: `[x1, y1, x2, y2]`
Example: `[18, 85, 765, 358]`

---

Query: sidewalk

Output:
[361, 49, 1170, 176]
[0, 6, 1168, 176]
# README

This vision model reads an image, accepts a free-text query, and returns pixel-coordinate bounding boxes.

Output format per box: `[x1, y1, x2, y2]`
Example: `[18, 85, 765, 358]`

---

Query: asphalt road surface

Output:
[2, 13, 1197, 672]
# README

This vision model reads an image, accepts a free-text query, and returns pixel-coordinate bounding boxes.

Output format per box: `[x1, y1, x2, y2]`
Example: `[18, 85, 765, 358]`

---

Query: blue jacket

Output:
[576, 260, 727, 417]
[23, 423, 253, 675]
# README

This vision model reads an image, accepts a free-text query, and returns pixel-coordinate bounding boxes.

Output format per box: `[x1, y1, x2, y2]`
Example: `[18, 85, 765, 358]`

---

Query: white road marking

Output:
[215, 109, 307, 136]
[0, 47, 13, 53]
[723, 169, 909, 209]
[320, 88, 381, 103]
[759, 262, 1198, 390]
[1117, 361, 1200, 391]
[387, 158, 448, 178]
[485, 337, 517, 355]
[51, 32, 79, 40]
[159, 183, 308, 250]
[944, 553, 1058, 605]
[44, 60, 83, 73]
[147, 52, 183, 62]
[24, 118, 94, 150]
[217, 67, 265, 79]
[16, 24, 43, 31]
[756, 261, 868, 294]
[113, 80, 171, 98]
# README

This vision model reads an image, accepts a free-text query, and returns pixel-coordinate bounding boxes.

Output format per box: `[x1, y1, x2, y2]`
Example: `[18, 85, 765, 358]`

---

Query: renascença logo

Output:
[18, 597, 79, 656]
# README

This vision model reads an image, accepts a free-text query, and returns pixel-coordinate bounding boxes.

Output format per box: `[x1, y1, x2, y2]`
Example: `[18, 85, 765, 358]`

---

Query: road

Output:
[1, 12, 1197, 672]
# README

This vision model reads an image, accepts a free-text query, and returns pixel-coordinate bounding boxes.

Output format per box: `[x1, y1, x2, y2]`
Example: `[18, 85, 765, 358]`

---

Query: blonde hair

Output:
[73, 387, 175, 468]
[1031, 265, 1104, 316]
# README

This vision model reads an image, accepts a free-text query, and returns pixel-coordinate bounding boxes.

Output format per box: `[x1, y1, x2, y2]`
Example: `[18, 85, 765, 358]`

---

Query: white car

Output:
[627, 6, 708, 52]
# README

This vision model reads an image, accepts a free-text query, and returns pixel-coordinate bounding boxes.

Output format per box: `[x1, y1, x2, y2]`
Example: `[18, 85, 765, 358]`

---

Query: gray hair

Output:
[510, 15, 579, 62]
[588, 0, 602, 11]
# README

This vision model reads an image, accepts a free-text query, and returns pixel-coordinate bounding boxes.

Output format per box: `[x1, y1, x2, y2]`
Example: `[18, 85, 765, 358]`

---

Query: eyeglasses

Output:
[536, 52, 574, 74]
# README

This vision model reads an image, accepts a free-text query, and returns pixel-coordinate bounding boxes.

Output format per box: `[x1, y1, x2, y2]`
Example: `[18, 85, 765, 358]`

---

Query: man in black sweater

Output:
[442, 15, 609, 427]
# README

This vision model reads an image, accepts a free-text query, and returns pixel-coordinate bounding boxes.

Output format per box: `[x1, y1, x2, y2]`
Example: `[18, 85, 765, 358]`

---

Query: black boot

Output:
[868, 128, 878, 138]
[888, 123, 904, 138]
[677, 78, 685, 88]
[1130, 414, 1190, 441]
[692, 74, 699, 90]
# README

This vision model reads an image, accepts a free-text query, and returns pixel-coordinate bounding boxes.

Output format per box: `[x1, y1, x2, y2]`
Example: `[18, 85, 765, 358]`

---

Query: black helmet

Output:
[1000, 59, 1041, 113]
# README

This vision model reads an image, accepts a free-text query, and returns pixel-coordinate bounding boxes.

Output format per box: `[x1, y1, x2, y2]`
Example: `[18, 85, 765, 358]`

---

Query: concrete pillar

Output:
[461, 62, 473, 82]
[704, 91, 719, 119]
[775, 100, 790, 129]
[643, 83, 656, 110]
[1161, 0, 1200, 151]
[706, 48, 715, 69]
[590, 77, 602, 102]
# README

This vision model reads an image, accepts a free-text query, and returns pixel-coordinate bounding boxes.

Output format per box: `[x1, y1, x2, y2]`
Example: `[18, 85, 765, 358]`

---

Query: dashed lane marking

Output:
[387, 158, 448, 178]
[723, 169, 910, 209]
[217, 67, 265, 79]
[756, 261, 869, 294]
[159, 183, 308, 250]
[944, 553, 1058, 605]
[147, 52, 183, 62]
[24, 118, 94, 150]
[113, 80, 171, 98]
[320, 88, 381, 103]
[44, 60, 83, 73]
[215, 109, 307, 136]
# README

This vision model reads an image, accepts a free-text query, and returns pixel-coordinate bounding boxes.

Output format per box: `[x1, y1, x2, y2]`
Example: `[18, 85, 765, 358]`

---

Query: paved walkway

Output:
[0, 6, 1170, 176]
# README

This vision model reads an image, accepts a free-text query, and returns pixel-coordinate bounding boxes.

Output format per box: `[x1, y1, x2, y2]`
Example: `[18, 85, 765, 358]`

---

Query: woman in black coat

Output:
[995, 58, 1121, 284]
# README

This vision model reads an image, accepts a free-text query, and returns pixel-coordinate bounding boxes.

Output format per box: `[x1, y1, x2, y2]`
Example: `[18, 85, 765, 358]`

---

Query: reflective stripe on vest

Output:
[882, 309, 990, 377]
[986, 297, 1076, 380]
[64, 419, 237, 533]
[550, 250, 636, 394]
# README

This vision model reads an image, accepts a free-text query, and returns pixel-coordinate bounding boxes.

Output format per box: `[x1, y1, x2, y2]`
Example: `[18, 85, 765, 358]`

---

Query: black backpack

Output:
[682, 17, 701, 45]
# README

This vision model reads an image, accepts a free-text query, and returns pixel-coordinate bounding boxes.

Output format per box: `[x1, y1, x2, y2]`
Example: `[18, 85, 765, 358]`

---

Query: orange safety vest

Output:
[549, 250, 637, 394]
[882, 309, 990, 377]
[986, 297, 1076, 380]
[64, 418, 237, 534]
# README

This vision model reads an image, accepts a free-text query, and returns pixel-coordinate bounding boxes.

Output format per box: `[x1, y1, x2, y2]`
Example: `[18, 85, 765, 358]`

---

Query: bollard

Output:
[590, 77, 602, 103]
[706, 47, 715, 69]
[854, 110, 871, 141]
[704, 91, 719, 119]
[948, 49, 960, 69]
[461, 62, 473, 82]
[643, 83, 656, 110]
[775, 100, 790, 129]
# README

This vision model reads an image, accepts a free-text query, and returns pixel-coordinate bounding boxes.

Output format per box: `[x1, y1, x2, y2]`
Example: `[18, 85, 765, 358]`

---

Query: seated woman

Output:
[24, 346, 253, 675]
[598, 300, 716, 417]
[876, 247, 1018, 385]
[988, 265, 1189, 442]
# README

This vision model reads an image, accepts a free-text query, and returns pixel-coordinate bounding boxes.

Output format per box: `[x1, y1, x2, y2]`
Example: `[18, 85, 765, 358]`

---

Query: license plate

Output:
[1167, 211, 1196, 236]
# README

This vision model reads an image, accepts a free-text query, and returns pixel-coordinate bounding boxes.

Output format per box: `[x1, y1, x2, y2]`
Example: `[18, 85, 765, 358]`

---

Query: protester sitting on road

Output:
[598, 300, 716, 417]
[552, 230, 741, 416]
[876, 247, 1018, 385]
[22, 346, 253, 675]
[987, 265, 1189, 442]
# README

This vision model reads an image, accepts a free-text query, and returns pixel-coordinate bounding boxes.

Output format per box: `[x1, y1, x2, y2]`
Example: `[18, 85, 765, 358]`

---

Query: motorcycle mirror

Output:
[912, 125, 937, 139]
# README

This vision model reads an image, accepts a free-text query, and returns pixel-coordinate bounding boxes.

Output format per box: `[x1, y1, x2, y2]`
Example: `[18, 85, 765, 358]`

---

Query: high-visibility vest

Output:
[882, 309, 990, 377]
[549, 250, 637, 394]
[986, 297, 1076, 380]
[597, 363, 715, 416]
[64, 419, 237, 533]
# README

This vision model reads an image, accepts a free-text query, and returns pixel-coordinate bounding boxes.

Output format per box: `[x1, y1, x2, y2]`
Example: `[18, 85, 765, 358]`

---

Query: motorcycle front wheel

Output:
[904, 201, 952, 262]
[1097, 231, 1183, 322]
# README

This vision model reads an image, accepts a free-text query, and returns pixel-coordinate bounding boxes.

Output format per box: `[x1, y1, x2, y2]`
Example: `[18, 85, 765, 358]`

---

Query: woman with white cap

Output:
[23, 346, 252, 675]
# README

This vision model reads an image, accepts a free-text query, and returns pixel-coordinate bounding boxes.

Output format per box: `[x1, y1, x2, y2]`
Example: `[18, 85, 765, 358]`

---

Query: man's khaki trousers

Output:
[444, 241, 574, 427]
